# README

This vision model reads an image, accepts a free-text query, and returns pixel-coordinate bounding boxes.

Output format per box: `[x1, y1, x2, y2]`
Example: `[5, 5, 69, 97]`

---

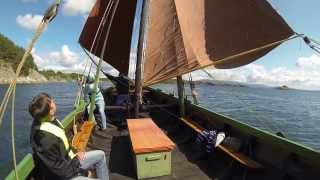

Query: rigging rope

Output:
[0, 2, 60, 179]
[11, 86, 18, 180]
[74, 0, 114, 131]
[147, 34, 300, 86]
[81, 0, 114, 85]
[0, 20, 49, 126]
[80, 1, 114, 86]
[77, 0, 113, 95]
[300, 35, 320, 56]
[188, 74, 199, 105]
[89, 0, 120, 121]
[81, 47, 109, 76]
[202, 34, 300, 70]
[202, 69, 215, 80]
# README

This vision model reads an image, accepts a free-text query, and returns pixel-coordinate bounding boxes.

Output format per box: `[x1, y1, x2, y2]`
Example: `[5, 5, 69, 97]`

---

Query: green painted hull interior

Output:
[135, 151, 172, 179]
[151, 89, 320, 169]
[5, 100, 86, 180]
[5, 88, 320, 179]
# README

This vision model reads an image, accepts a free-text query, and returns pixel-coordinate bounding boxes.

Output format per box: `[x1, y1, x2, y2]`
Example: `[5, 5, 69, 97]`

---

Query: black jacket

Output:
[30, 119, 80, 180]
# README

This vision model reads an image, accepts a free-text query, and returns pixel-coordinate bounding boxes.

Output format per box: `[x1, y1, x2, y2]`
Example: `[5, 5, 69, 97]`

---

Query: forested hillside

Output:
[0, 33, 37, 76]
[40, 70, 79, 81]
[0, 33, 82, 83]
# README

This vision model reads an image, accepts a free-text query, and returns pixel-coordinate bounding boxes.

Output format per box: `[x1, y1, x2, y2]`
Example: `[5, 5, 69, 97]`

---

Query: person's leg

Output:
[97, 101, 107, 129]
[79, 150, 109, 180]
[86, 104, 97, 124]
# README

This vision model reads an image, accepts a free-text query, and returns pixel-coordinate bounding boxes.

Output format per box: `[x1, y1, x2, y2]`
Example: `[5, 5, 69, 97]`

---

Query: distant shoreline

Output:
[0, 66, 78, 85]
[0, 80, 73, 85]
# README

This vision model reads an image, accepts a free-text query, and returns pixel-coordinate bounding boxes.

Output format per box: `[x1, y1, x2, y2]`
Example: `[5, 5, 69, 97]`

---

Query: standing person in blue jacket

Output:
[83, 74, 107, 130]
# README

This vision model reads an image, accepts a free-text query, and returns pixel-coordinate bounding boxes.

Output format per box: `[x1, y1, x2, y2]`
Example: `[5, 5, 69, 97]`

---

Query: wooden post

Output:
[177, 76, 185, 117]
[134, 0, 149, 118]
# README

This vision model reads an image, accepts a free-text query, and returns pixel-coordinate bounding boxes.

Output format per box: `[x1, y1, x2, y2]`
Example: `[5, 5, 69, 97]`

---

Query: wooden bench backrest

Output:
[180, 117, 263, 169]
[127, 118, 175, 154]
[72, 121, 95, 152]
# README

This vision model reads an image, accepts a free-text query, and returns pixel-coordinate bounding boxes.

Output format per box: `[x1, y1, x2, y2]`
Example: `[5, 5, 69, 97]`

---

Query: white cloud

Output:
[16, 14, 43, 31]
[296, 54, 320, 70]
[32, 45, 86, 73]
[49, 45, 79, 67]
[32, 48, 49, 68]
[190, 54, 320, 90]
[63, 0, 96, 16]
[31, 46, 320, 90]
[32, 45, 116, 76]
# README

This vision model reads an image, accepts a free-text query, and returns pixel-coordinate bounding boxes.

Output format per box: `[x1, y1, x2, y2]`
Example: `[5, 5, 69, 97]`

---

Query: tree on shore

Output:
[0, 33, 38, 76]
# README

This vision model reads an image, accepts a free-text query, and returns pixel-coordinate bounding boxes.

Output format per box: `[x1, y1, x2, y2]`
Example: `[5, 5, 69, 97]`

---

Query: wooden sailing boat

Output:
[5, 0, 320, 179]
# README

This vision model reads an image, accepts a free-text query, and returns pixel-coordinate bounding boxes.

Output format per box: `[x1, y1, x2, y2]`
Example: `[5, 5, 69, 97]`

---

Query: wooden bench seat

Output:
[127, 118, 176, 179]
[127, 118, 175, 154]
[180, 117, 263, 169]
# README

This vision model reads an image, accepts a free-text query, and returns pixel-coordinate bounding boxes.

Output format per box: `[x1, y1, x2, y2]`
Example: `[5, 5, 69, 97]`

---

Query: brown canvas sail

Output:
[79, 0, 137, 75]
[79, 0, 293, 86]
[143, 0, 294, 86]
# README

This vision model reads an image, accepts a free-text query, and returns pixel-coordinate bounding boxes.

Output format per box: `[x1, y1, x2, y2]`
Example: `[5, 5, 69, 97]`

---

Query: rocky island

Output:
[276, 85, 290, 90]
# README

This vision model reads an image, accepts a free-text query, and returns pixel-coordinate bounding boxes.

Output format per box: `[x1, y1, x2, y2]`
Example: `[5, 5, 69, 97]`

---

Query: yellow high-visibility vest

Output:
[39, 120, 76, 159]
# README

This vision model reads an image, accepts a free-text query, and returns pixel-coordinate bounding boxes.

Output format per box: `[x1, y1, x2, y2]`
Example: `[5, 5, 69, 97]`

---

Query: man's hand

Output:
[76, 152, 86, 161]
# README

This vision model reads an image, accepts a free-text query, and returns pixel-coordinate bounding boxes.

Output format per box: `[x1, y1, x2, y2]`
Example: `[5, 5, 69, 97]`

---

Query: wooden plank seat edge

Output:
[72, 121, 95, 152]
[180, 117, 263, 169]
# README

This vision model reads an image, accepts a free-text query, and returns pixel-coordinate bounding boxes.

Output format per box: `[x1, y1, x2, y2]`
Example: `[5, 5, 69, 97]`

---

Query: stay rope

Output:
[89, 0, 120, 121]
[78, 0, 114, 92]
[147, 34, 300, 86]
[11, 86, 18, 180]
[299, 34, 320, 56]
[0, 21, 48, 127]
[0, 1, 60, 179]
[72, 0, 115, 135]
[188, 74, 199, 105]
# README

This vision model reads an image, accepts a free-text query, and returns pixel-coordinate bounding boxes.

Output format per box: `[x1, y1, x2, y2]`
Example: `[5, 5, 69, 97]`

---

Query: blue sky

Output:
[1, 0, 84, 52]
[0, 0, 320, 89]
[257, 0, 320, 69]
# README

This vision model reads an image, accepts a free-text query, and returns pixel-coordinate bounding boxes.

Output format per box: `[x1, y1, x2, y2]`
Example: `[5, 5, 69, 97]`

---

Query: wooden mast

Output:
[134, 0, 150, 118]
[177, 76, 185, 117]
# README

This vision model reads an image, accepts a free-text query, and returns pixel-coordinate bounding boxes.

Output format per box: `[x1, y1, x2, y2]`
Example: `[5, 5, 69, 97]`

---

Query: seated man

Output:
[83, 74, 107, 130]
[29, 93, 109, 180]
